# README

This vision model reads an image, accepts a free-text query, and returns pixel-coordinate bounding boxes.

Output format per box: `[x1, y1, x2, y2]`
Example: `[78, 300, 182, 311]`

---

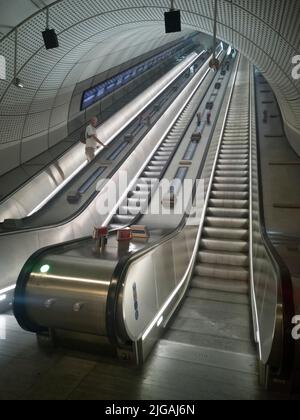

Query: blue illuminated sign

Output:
[80, 42, 188, 111]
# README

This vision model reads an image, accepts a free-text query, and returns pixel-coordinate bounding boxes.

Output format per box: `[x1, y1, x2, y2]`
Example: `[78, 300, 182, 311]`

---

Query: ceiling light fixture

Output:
[209, 0, 220, 71]
[13, 29, 24, 88]
[164, 0, 181, 33]
[42, 7, 59, 50]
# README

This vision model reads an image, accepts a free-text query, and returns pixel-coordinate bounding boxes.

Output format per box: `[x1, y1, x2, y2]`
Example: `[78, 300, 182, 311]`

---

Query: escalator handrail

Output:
[252, 67, 295, 379]
[0, 43, 198, 206]
[1, 53, 208, 236]
[106, 52, 239, 349]
[13, 49, 219, 331]
[107, 46, 224, 234]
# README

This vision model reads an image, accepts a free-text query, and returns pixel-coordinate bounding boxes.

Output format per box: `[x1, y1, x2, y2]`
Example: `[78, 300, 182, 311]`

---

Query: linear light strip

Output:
[31, 273, 110, 286]
[0, 285, 16, 295]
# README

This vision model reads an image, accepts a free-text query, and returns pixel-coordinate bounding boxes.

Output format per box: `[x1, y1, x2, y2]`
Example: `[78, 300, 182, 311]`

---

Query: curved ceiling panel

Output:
[0, 0, 299, 172]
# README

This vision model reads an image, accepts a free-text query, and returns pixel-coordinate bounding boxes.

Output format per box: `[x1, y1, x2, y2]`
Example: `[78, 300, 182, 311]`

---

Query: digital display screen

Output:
[80, 41, 188, 111]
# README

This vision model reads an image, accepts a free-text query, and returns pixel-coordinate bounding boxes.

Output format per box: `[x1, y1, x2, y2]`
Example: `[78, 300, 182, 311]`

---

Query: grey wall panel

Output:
[23, 110, 51, 137]
[62, 64, 85, 88]
[285, 120, 300, 156]
[48, 123, 68, 148]
[0, 115, 26, 143]
[280, 0, 300, 50]
[21, 131, 48, 163]
[85, 102, 101, 121]
[72, 79, 93, 96]
[19, 53, 57, 89]
[68, 112, 86, 133]
[53, 86, 74, 107]
[29, 90, 57, 113]
[0, 142, 21, 176]
[68, 93, 83, 118]
[49, 103, 69, 127]
[0, 86, 35, 115]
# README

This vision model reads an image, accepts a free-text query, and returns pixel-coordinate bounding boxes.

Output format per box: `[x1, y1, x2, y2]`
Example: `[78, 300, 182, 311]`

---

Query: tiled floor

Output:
[0, 314, 298, 400]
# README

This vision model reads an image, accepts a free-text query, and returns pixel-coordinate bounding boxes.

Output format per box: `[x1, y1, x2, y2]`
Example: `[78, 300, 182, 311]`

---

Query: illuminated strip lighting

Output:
[31, 273, 110, 286]
[157, 316, 164, 327]
[81, 37, 198, 108]
[82, 44, 182, 106]
[0, 285, 15, 303]
[0, 285, 15, 295]
[27, 161, 87, 216]
[102, 50, 221, 227]
[27, 52, 204, 218]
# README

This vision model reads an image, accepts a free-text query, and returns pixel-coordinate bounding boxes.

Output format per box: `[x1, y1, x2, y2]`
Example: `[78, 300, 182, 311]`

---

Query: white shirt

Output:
[85, 124, 98, 149]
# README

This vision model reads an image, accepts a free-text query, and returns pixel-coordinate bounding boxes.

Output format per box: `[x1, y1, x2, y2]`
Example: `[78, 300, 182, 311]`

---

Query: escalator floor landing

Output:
[0, 314, 296, 400]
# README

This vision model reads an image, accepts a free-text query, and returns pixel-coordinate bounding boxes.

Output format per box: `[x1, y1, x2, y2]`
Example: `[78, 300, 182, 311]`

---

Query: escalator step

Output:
[206, 207, 249, 218]
[205, 216, 248, 228]
[194, 263, 249, 281]
[197, 250, 248, 267]
[191, 275, 248, 294]
[210, 190, 249, 199]
[212, 183, 248, 192]
[202, 226, 248, 240]
[208, 199, 249, 209]
[200, 237, 248, 252]
[187, 287, 249, 305]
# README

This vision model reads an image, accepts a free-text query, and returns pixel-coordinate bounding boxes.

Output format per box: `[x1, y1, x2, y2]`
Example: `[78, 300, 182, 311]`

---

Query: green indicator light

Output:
[40, 264, 50, 274]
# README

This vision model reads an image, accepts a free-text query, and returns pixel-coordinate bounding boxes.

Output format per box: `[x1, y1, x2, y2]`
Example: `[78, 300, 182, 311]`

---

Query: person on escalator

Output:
[85, 117, 107, 162]
[197, 112, 202, 127]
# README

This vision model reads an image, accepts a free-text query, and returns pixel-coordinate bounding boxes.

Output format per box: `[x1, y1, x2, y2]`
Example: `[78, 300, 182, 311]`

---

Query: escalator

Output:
[160, 59, 256, 383]
[0, 50, 206, 224]
[13, 52, 299, 395]
[111, 106, 195, 228]
[0, 52, 204, 231]
[193, 78, 249, 294]
[1, 47, 226, 312]
[13, 56, 245, 353]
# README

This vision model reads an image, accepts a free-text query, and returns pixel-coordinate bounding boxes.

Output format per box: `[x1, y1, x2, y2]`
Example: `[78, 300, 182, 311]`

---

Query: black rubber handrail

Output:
[253, 70, 295, 380]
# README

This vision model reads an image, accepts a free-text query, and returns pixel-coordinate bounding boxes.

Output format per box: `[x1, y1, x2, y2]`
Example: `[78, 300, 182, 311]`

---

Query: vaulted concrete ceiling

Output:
[0, 0, 299, 174]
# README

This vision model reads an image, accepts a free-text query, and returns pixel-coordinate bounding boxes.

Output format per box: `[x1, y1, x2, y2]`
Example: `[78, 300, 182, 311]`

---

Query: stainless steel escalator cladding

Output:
[0, 52, 201, 224]
[14, 251, 116, 337]
[14, 45, 227, 341]
[13, 46, 227, 334]
[1, 49, 217, 314]
[13, 49, 299, 391]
